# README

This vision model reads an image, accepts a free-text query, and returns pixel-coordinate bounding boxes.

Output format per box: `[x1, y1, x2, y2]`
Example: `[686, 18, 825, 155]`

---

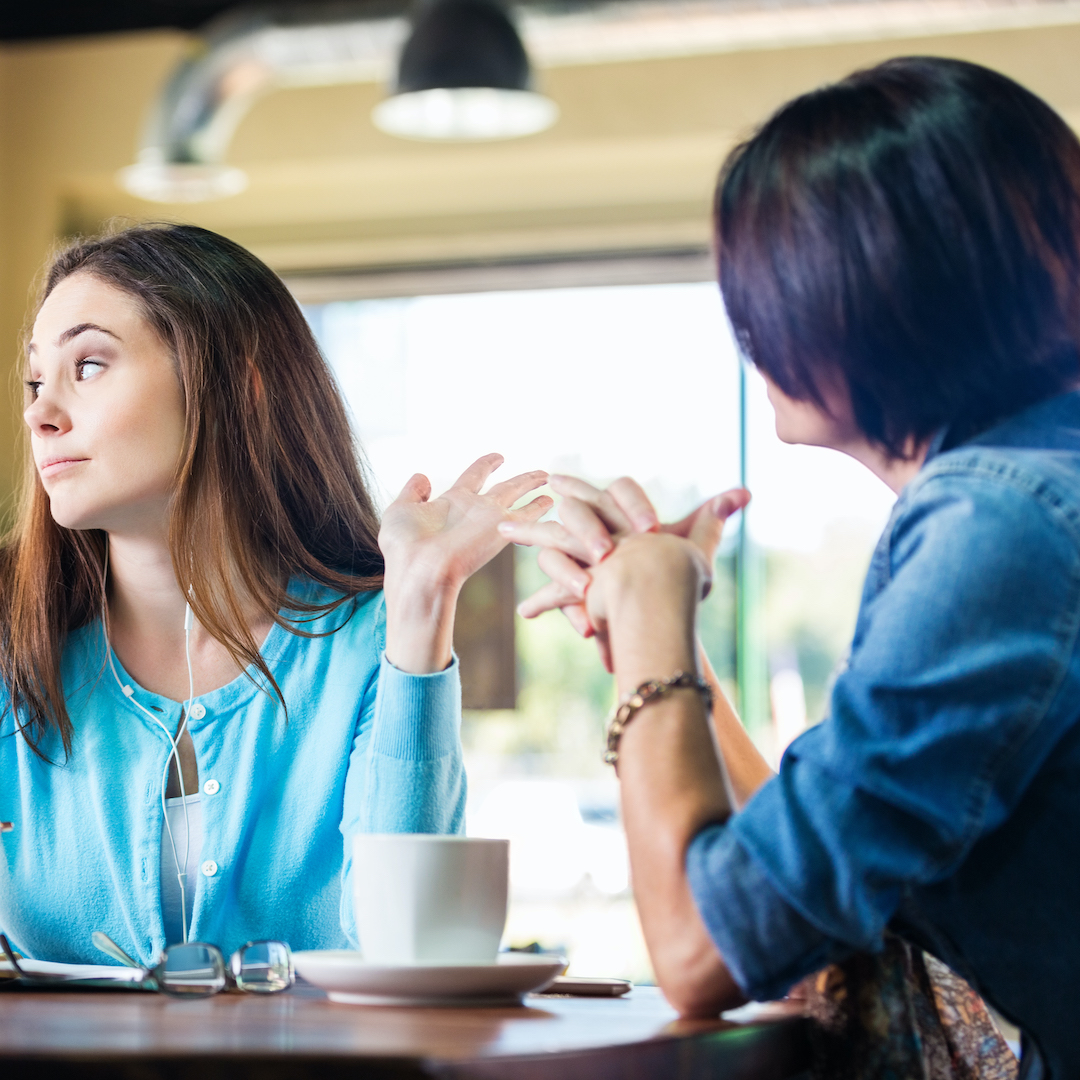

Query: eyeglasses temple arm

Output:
[0, 934, 26, 976]
[92, 931, 141, 969]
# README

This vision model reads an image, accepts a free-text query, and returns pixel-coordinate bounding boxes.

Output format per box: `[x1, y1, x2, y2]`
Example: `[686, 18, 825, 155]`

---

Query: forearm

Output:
[698, 644, 775, 810]
[350, 655, 466, 835]
[606, 573, 743, 1015]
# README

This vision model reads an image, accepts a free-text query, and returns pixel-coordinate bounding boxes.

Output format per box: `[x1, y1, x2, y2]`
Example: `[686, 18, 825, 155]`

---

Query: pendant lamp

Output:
[372, 0, 558, 141]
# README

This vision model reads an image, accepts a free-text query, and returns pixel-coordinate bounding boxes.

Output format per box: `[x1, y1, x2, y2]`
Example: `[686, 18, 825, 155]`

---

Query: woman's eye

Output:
[24, 380, 41, 399]
[75, 360, 105, 381]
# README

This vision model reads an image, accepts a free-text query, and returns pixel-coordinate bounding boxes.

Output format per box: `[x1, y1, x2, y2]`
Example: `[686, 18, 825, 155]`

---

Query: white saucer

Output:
[292, 951, 566, 1006]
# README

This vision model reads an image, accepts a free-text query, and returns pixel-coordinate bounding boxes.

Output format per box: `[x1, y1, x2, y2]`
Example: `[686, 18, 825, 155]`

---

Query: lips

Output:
[38, 457, 88, 477]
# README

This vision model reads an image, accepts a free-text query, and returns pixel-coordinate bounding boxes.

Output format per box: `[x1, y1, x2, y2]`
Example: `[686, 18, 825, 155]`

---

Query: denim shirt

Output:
[687, 390, 1080, 1080]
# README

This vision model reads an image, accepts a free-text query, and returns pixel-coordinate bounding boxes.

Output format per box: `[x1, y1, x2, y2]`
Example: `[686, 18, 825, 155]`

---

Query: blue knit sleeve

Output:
[337, 599, 466, 945]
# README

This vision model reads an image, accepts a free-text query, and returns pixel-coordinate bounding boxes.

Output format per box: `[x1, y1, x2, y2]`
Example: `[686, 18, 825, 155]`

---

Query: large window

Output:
[301, 263, 894, 982]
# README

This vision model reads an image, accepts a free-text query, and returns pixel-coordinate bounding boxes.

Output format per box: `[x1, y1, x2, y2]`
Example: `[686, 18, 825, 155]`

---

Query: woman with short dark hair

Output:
[504, 57, 1080, 1077]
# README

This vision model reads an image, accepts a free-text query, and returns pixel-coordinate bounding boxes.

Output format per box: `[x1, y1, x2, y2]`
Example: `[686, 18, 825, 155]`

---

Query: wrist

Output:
[596, 539, 698, 692]
[602, 535, 703, 612]
[606, 594, 698, 697]
[382, 557, 465, 602]
[383, 572, 461, 675]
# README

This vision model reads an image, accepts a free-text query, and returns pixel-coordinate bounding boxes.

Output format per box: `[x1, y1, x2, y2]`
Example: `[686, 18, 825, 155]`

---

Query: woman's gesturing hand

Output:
[498, 475, 749, 672]
[379, 453, 552, 674]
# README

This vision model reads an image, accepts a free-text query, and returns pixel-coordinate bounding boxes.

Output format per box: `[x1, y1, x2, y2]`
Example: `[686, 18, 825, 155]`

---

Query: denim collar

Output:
[922, 388, 1080, 469]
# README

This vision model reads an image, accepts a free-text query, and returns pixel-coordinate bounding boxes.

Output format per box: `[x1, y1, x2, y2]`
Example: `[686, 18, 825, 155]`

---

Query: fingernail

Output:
[633, 513, 659, 532]
[592, 539, 612, 561]
[574, 576, 589, 598]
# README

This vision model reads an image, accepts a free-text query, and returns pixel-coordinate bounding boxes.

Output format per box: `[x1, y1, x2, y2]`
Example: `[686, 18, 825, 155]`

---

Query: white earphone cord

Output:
[103, 541, 198, 945]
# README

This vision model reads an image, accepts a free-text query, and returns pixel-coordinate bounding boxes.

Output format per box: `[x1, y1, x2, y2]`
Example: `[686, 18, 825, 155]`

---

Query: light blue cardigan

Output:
[0, 580, 466, 966]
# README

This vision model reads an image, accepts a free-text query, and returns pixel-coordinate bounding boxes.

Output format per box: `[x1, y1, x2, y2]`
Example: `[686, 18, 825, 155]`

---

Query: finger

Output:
[558, 497, 617, 564]
[715, 488, 752, 521]
[549, 475, 633, 535]
[595, 633, 614, 674]
[451, 453, 505, 494]
[538, 547, 592, 601]
[562, 603, 595, 639]
[517, 579, 583, 620]
[687, 488, 751, 554]
[497, 519, 593, 563]
[508, 494, 555, 524]
[393, 473, 432, 504]
[485, 470, 549, 507]
[607, 477, 660, 533]
[663, 488, 751, 540]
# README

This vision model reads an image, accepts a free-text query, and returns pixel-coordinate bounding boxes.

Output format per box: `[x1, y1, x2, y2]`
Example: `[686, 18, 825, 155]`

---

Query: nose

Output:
[23, 385, 71, 437]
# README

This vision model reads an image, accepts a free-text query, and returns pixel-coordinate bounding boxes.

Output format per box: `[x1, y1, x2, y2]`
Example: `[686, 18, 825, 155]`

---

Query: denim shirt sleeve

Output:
[688, 459, 1080, 1001]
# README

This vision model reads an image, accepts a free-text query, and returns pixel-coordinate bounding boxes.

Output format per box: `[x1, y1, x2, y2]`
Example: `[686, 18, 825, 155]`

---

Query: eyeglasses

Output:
[146, 940, 294, 996]
[1, 933, 294, 997]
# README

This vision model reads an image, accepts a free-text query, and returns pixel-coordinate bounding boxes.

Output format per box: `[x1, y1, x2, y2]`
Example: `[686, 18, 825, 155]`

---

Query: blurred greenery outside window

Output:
[302, 268, 894, 982]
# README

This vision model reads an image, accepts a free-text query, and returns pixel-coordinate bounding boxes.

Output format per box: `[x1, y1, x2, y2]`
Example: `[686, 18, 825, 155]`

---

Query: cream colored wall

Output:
[2, 20, 1080, 506]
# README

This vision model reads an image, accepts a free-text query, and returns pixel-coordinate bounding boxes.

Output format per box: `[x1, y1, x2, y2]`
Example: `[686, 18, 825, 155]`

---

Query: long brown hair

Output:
[1, 223, 384, 757]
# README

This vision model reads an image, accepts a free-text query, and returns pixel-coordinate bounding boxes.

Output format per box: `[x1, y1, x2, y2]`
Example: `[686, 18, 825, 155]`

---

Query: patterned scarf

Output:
[799, 935, 1019, 1080]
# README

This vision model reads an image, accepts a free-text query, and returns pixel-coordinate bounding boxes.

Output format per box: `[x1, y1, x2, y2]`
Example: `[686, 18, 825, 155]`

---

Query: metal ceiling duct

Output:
[119, 3, 411, 202]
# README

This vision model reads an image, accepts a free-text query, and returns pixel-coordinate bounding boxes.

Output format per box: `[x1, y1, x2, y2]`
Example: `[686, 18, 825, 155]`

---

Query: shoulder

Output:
[279, 578, 386, 656]
[881, 446, 1080, 583]
[852, 445, 1080, 678]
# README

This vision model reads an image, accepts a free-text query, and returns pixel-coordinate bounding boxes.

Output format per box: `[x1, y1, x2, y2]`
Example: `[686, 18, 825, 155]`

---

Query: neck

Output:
[106, 532, 189, 639]
[837, 436, 931, 495]
[104, 529, 275, 702]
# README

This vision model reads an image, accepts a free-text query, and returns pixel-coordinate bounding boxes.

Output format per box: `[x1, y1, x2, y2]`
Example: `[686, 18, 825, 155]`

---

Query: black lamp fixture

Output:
[372, 0, 558, 140]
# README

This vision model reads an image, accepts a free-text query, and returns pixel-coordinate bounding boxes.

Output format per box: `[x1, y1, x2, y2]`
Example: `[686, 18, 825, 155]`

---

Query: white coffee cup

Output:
[352, 834, 509, 966]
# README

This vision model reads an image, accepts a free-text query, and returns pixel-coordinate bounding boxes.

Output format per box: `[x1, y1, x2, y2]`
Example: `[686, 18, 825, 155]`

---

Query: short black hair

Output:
[716, 56, 1080, 457]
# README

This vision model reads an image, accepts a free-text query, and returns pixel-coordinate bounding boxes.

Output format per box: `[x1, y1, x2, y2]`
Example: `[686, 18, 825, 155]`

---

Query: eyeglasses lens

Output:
[156, 943, 227, 997]
[231, 941, 294, 993]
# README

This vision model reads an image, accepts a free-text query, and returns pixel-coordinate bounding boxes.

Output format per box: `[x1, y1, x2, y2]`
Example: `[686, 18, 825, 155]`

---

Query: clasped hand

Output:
[499, 476, 750, 673]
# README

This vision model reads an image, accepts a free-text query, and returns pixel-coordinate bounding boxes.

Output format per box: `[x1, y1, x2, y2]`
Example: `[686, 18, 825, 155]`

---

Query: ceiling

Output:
[0, 0, 408, 41]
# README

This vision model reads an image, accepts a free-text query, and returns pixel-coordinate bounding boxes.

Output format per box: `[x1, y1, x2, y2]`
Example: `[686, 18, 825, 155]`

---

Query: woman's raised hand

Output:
[498, 475, 749, 671]
[379, 454, 551, 673]
[380, 453, 551, 589]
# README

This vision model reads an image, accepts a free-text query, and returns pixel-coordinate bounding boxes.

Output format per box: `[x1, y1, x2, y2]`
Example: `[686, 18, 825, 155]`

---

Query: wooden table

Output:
[0, 981, 810, 1080]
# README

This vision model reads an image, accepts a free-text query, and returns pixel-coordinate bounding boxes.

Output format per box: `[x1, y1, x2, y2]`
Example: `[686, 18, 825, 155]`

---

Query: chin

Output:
[772, 420, 801, 445]
[48, 508, 99, 532]
[45, 494, 106, 532]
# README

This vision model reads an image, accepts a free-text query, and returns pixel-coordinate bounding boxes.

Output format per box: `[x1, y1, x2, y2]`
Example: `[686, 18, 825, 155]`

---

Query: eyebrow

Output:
[28, 322, 121, 354]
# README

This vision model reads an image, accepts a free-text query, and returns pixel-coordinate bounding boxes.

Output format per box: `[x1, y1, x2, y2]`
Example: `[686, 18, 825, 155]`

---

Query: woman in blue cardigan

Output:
[0, 223, 549, 964]
[504, 57, 1080, 1077]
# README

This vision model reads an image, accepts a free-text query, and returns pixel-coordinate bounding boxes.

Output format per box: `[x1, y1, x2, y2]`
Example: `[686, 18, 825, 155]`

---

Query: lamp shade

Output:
[372, 0, 558, 141]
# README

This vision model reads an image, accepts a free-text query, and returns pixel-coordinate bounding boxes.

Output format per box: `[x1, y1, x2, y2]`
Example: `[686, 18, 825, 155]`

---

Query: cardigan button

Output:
[189, 704, 206, 720]
[202, 779, 220, 796]
[201, 860, 218, 877]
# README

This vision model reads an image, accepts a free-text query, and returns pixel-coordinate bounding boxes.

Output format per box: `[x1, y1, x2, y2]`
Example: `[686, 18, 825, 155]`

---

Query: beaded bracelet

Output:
[603, 670, 713, 768]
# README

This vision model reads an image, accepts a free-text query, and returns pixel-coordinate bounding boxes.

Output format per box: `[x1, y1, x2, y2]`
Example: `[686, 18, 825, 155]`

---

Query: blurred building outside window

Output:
[303, 272, 895, 983]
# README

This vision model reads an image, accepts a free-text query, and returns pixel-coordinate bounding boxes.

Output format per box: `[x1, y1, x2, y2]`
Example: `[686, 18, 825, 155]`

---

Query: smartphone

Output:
[536, 975, 632, 997]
